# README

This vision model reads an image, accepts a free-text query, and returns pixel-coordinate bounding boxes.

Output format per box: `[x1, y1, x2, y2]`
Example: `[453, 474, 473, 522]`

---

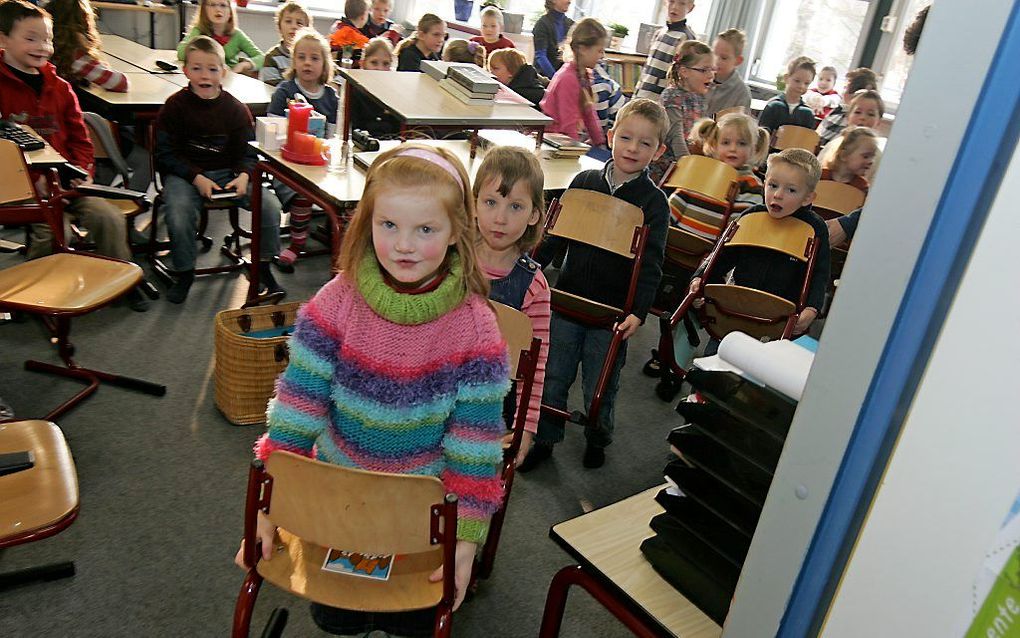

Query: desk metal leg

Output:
[150, 12, 156, 48]
[246, 164, 264, 303]
[539, 565, 666, 638]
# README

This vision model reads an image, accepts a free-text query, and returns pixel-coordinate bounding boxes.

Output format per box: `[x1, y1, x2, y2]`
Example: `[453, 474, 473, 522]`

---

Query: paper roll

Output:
[717, 332, 815, 400]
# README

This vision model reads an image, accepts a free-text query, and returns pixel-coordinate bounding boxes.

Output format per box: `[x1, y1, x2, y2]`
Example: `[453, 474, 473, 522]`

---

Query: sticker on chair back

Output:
[322, 549, 394, 581]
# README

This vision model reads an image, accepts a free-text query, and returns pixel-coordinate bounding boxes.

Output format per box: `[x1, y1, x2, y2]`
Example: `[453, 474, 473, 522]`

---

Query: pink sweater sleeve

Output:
[517, 269, 550, 434]
[539, 62, 606, 146]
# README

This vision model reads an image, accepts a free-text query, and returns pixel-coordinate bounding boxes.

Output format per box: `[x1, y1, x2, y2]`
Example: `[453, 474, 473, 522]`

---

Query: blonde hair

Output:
[488, 47, 526, 76]
[563, 18, 606, 111]
[395, 13, 444, 57]
[767, 148, 822, 192]
[472, 147, 546, 251]
[667, 39, 712, 89]
[443, 38, 486, 67]
[786, 55, 816, 79]
[275, 1, 309, 30]
[613, 98, 669, 145]
[190, 0, 237, 36]
[691, 113, 769, 167]
[339, 143, 488, 296]
[479, 5, 503, 25]
[716, 28, 746, 57]
[285, 28, 333, 85]
[824, 126, 878, 174]
[363, 36, 394, 64]
[184, 35, 226, 66]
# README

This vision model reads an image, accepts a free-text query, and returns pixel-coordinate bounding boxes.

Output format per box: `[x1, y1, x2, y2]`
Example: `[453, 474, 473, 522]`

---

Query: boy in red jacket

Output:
[0, 0, 146, 310]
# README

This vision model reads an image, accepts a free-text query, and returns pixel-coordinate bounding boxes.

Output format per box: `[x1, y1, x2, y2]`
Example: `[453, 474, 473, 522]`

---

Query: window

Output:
[875, 0, 927, 106]
[750, 0, 870, 85]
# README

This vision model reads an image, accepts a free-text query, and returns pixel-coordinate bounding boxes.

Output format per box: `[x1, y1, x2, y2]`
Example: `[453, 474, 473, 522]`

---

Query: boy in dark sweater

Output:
[690, 148, 830, 339]
[155, 36, 284, 303]
[758, 55, 817, 136]
[521, 98, 670, 471]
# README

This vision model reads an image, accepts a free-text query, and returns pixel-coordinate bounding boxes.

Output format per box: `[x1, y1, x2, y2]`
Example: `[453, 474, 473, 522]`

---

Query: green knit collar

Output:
[356, 251, 467, 325]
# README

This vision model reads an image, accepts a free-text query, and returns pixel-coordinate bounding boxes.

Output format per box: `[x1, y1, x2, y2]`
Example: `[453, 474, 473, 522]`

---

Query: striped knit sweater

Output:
[70, 50, 129, 92]
[668, 166, 763, 238]
[634, 20, 696, 100]
[256, 253, 511, 544]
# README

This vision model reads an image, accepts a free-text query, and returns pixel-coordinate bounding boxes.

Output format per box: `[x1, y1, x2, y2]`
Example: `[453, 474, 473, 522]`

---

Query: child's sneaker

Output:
[259, 262, 286, 298]
[582, 443, 605, 469]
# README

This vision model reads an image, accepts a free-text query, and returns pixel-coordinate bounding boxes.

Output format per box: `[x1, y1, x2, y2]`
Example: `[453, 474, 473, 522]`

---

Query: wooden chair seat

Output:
[665, 227, 714, 271]
[700, 284, 796, 341]
[106, 197, 145, 218]
[0, 420, 78, 547]
[257, 529, 443, 612]
[0, 252, 142, 314]
[551, 289, 622, 323]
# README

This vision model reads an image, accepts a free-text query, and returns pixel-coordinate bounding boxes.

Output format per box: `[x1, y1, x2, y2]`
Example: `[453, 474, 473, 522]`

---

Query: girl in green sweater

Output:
[177, 0, 263, 73]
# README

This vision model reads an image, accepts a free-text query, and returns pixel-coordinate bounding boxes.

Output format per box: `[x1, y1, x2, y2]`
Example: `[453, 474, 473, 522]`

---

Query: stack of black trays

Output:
[639, 368, 797, 624]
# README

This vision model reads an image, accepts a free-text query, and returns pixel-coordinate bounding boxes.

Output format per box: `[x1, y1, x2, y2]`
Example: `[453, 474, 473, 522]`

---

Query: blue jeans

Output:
[535, 312, 628, 449]
[162, 169, 282, 272]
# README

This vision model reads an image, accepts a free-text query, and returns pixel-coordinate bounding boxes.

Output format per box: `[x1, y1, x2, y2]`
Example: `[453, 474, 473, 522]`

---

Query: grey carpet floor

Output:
[0, 220, 687, 637]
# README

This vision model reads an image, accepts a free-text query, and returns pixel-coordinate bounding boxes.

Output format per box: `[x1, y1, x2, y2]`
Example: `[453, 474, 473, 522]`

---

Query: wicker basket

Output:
[214, 302, 301, 425]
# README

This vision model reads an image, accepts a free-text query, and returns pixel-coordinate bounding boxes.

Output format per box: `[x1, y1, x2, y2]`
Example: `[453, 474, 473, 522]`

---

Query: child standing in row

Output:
[363, 0, 401, 45]
[177, 0, 263, 74]
[238, 143, 510, 630]
[805, 65, 839, 118]
[49, 0, 129, 92]
[259, 1, 310, 86]
[474, 147, 550, 467]
[156, 37, 284, 303]
[521, 98, 670, 472]
[650, 40, 714, 183]
[539, 18, 606, 146]
[328, 0, 369, 57]
[443, 38, 486, 67]
[488, 47, 545, 106]
[758, 55, 816, 133]
[532, 0, 573, 78]
[820, 126, 878, 195]
[634, 0, 696, 99]
[704, 29, 751, 118]
[816, 66, 877, 145]
[395, 13, 445, 71]
[267, 29, 338, 270]
[472, 6, 515, 57]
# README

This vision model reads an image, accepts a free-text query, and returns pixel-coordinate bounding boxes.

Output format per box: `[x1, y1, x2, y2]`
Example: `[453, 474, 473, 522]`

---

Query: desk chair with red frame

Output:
[656, 211, 821, 391]
[533, 188, 648, 432]
[0, 139, 165, 420]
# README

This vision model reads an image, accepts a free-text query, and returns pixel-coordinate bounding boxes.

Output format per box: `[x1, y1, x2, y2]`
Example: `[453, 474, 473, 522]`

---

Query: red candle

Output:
[286, 102, 313, 150]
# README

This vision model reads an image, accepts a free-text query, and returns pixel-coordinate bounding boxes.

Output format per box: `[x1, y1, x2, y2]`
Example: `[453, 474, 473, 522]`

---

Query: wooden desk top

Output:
[79, 72, 181, 109]
[340, 69, 552, 128]
[255, 140, 367, 206]
[93, 1, 175, 14]
[99, 33, 164, 63]
[551, 485, 722, 637]
[103, 48, 179, 75]
[354, 140, 603, 192]
[22, 126, 67, 167]
[164, 72, 274, 108]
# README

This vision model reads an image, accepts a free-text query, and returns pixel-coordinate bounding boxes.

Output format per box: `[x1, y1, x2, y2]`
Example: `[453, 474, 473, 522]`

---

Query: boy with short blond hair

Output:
[259, 1, 310, 86]
[705, 28, 751, 117]
[155, 36, 285, 303]
[759, 55, 817, 133]
[521, 98, 670, 471]
[634, 0, 696, 99]
[363, 0, 401, 44]
[471, 6, 515, 57]
[691, 148, 830, 337]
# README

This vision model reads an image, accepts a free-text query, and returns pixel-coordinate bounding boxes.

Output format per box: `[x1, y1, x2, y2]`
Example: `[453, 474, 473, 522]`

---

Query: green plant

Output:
[607, 22, 629, 38]
[775, 71, 786, 91]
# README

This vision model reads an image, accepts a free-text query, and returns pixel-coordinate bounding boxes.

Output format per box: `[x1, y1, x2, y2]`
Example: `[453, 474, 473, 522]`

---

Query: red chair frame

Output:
[536, 194, 649, 430]
[232, 458, 460, 638]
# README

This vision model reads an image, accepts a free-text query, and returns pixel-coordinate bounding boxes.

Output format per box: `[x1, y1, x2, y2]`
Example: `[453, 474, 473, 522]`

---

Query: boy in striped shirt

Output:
[634, 0, 696, 99]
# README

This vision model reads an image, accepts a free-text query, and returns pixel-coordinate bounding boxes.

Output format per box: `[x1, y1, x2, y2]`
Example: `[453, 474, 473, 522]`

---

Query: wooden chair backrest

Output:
[715, 106, 749, 119]
[265, 451, 446, 556]
[727, 212, 815, 261]
[547, 189, 644, 258]
[813, 180, 865, 216]
[0, 139, 36, 206]
[661, 155, 738, 202]
[490, 301, 533, 379]
[774, 125, 820, 151]
[701, 284, 796, 341]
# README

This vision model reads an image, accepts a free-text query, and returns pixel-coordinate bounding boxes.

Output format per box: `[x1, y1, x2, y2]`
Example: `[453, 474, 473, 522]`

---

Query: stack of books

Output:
[421, 60, 500, 106]
[542, 133, 590, 158]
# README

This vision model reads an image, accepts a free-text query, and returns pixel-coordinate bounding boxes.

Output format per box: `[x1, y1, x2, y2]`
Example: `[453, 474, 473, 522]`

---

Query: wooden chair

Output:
[535, 188, 647, 429]
[660, 155, 740, 272]
[657, 211, 821, 385]
[0, 140, 165, 420]
[232, 451, 460, 638]
[0, 420, 79, 590]
[812, 180, 866, 220]
[474, 302, 541, 584]
[774, 125, 820, 152]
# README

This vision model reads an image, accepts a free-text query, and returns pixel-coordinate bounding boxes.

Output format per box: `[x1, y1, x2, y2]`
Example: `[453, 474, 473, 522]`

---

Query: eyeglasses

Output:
[684, 66, 714, 74]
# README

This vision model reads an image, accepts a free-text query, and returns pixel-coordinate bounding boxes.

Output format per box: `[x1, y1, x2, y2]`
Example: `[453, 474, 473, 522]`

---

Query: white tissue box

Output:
[256, 116, 287, 151]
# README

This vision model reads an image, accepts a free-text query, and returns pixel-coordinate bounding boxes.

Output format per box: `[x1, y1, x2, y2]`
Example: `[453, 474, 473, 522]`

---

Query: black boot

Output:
[259, 262, 286, 298]
[517, 442, 553, 473]
[167, 270, 195, 304]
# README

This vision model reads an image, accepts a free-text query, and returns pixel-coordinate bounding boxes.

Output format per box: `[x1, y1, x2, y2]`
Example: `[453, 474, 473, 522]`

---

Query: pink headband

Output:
[394, 148, 464, 191]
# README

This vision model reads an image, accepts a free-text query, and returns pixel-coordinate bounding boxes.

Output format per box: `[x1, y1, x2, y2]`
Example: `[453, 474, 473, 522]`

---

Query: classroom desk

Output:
[23, 127, 67, 168]
[338, 69, 552, 157]
[539, 485, 722, 638]
[163, 71, 275, 111]
[100, 34, 180, 73]
[93, 2, 176, 48]
[78, 73, 182, 115]
[244, 138, 602, 304]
